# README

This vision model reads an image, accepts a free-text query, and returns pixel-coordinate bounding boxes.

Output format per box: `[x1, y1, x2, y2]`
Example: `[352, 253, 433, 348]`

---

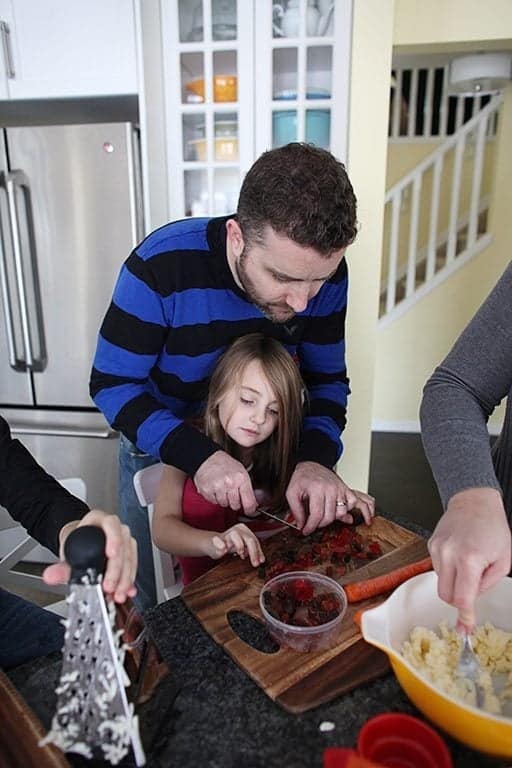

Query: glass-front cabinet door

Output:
[255, 0, 351, 163]
[161, 0, 352, 220]
[162, 0, 254, 219]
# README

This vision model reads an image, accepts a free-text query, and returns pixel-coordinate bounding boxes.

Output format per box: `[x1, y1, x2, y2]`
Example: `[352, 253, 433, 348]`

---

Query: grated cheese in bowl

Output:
[402, 621, 512, 714]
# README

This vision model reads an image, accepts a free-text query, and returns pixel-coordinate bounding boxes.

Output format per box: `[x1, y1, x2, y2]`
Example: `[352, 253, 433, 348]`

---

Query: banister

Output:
[385, 94, 503, 200]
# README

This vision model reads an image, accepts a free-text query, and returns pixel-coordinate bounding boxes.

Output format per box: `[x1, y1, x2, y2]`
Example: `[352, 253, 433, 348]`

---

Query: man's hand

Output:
[428, 487, 512, 627]
[286, 461, 375, 536]
[42, 510, 138, 603]
[194, 451, 257, 514]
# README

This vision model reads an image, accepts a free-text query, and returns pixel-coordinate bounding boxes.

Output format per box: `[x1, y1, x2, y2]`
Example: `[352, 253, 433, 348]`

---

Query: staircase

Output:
[379, 93, 502, 326]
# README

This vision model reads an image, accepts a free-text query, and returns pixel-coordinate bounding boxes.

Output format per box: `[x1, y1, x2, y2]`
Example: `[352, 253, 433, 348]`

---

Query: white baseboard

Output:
[371, 419, 502, 436]
[371, 420, 420, 433]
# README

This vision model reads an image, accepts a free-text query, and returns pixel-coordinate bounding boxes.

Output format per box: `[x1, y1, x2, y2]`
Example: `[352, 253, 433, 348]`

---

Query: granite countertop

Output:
[7, 514, 511, 768]
[141, 596, 508, 768]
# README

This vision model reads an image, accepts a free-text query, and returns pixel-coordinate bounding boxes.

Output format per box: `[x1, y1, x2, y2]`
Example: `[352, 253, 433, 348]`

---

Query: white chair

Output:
[133, 463, 183, 604]
[0, 477, 87, 616]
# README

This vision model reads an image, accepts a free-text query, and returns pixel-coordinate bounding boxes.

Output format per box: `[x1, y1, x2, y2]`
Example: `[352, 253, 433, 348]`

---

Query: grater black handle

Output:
[64, 525, 107, 584]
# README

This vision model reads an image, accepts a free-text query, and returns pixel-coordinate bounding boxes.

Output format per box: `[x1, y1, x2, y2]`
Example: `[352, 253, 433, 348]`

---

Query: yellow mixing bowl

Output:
[361, 571, 512, 759]
[186, 75, 237, 102]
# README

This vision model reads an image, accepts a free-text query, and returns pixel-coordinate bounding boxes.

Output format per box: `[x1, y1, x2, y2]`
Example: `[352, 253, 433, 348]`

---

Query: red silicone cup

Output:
[357, 713, 453, 768]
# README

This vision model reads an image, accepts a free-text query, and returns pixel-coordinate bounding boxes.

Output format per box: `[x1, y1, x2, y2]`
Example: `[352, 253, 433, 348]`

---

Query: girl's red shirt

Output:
[178, 477, 287, 584]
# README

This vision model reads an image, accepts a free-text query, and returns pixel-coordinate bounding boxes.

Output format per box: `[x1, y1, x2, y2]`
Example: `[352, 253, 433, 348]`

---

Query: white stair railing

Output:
[390, 63, 499, 141]
[380, 94, 502, 325]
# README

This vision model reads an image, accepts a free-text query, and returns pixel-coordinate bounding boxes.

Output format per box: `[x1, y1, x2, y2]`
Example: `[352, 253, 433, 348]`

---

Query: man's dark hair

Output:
[237, 142, 358, 255]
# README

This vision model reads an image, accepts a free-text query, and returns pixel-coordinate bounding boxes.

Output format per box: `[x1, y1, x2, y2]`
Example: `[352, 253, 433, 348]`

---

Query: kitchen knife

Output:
[40, 525, 145, 766]
[257, 507, 365, 531]
[258, 507, 300, 530]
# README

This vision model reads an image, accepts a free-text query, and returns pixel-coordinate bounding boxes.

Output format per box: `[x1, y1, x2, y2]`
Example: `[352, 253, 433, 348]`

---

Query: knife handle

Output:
[64, 525, 107, 584]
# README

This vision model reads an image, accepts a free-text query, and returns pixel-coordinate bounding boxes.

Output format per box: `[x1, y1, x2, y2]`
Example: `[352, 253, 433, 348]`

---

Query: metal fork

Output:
[456, 630, 485, 708]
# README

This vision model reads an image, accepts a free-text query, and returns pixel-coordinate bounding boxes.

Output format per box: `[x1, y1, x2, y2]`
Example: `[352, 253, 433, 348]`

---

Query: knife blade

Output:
[40, 526, 146, 766]
[258, 507, 300, 530]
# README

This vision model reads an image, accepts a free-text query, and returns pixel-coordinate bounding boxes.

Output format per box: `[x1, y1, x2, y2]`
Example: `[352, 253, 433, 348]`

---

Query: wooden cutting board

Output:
[182, 516, 429, 713]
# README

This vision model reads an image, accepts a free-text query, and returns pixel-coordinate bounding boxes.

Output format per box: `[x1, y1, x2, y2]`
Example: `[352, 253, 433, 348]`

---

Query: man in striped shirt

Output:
[90, 143, 375, 609]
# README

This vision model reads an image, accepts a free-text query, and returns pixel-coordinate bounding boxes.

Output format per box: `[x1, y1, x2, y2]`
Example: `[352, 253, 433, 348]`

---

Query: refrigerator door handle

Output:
[0, 21, 15, 79]
[0, 203, 21, 369]
[12, 424, 117, 439]
[5, 170, 46, 372]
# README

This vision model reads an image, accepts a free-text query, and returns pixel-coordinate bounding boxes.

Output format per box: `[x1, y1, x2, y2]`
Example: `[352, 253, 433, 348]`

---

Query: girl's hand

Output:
[210, 523, 265, 567]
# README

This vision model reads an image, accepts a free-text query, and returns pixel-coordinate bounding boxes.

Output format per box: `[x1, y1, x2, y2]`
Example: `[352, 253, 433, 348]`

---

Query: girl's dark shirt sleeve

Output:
[0, 416, 88, 555]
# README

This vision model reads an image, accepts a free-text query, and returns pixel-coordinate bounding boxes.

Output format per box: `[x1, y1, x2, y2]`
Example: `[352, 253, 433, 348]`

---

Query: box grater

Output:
[40, 526, 145, 766]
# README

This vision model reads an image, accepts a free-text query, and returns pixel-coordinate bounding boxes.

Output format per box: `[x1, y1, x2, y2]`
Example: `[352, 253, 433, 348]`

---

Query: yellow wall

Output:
[393, 0, 512, 46]
[387, 142, 439, 187]
[341, 0, 512, 488]
[338, 0, 394, 490]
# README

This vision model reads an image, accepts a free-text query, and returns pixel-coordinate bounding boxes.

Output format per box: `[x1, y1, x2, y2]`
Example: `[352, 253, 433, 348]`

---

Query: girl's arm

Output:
[152, 465, 264, 566]
[153, 465, 216, 557]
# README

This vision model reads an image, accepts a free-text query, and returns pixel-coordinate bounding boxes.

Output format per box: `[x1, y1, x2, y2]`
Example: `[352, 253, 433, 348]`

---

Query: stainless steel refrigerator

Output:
[0, 109, 143, 513]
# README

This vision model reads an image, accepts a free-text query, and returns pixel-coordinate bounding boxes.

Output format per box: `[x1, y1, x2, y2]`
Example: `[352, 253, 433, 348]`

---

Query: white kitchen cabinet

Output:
[0, 0, 137, 100]
[159, 0, 352, 220]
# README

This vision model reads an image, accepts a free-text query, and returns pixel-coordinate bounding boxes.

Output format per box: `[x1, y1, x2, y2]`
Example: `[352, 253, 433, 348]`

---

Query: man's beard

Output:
[235, 249, 296, 324]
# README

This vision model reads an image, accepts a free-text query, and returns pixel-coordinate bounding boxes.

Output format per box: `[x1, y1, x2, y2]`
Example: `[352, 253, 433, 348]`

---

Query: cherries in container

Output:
[259, 571, 347, 652]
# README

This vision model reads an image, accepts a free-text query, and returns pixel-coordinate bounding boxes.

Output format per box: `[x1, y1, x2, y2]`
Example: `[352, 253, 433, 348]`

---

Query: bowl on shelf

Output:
[188, 137, 239, 162]
[214, 119, 238, 137]
[272, 109, 330, 149]
[185, 74, 238, 102]
[274, 87, 331, 100]
[361, 571, 512, 759]
[259, 570, 347, 652]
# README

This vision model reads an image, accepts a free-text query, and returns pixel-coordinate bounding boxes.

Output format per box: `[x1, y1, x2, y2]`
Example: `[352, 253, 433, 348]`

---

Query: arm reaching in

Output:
[428, 488, 511, 626]
[42, 510, 138, 603]
[285, 461, 375, 535]
[420, 263, 512, 623]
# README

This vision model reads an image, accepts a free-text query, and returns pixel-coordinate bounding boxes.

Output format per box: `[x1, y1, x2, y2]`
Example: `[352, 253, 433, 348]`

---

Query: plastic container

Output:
[259, 571, 347, 652]
[357, 713, 453, 768]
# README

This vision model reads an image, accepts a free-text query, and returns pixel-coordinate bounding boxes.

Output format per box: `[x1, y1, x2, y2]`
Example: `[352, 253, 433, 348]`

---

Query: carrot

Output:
[353, 607, 366, 629]
[344, 556, 433, 603]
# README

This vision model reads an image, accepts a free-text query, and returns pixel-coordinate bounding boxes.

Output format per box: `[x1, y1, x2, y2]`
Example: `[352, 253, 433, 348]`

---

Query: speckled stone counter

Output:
[7, 514, 511, 768]
[141, 594, 508, 768]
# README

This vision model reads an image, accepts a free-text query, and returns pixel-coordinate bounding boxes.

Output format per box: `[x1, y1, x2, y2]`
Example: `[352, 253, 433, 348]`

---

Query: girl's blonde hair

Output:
[204, 333, 305, 508]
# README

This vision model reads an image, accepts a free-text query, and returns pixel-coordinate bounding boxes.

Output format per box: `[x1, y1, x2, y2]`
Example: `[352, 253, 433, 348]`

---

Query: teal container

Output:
[272, 109, 330, 149]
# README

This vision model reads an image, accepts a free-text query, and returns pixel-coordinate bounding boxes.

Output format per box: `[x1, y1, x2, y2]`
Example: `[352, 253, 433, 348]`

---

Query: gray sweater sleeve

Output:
[420, 261, 512, 510]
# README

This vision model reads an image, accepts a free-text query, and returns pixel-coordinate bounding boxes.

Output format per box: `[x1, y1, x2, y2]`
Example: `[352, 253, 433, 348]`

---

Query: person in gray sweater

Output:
[420, 262, 512, 628]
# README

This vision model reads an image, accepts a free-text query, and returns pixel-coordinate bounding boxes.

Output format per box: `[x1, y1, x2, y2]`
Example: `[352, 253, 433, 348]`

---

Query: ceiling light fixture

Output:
[449, 52, 512, 96]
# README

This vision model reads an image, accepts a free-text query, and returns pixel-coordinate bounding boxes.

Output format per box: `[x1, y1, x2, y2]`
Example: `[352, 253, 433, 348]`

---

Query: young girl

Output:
[152, 333, 305, 585]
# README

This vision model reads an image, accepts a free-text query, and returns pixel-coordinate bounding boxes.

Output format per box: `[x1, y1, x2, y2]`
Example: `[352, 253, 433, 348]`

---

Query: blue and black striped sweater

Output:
[90, 215, 350, 477]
